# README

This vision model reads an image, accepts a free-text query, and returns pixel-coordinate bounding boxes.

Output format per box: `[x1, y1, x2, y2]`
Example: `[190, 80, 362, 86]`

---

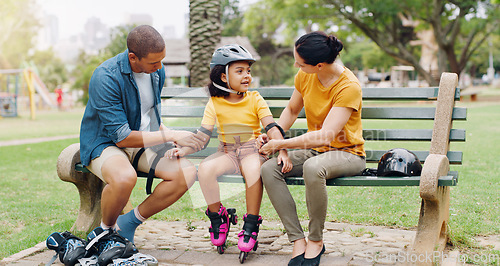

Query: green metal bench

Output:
[57, 72, 464, 257]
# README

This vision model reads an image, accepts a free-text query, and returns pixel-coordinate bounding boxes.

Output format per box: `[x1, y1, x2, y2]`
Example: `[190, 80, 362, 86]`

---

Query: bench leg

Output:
[71, 172, 105, 233]
[412, 186, 450, 265]
[57, 143, 104, 233]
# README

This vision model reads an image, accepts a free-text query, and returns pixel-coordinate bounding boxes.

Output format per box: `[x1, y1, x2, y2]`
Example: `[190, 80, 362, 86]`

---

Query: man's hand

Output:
[259, 139, 283, 155]
[172, 130, 206, 151]
[277, 150, 292, 173]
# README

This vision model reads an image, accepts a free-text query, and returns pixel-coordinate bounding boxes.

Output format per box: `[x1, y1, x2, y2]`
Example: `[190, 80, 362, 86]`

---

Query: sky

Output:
[36, 0, 258, 40]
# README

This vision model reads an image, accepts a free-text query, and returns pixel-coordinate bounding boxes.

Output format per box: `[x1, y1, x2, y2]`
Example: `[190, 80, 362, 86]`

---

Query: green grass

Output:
[1, 103, 499, 261]
[0, 108, 83, 141]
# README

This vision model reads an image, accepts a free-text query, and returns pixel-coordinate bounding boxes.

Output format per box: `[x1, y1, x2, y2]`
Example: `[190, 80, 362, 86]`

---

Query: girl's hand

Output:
[277, 150, 292, 173]
[257, 133, 268, 149]
[165, 148, 185, 159]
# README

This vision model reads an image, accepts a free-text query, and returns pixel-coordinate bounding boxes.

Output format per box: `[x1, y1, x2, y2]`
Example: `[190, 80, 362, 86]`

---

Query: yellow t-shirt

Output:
[201, 91, 272, 144]
[294, 68, 365, 157]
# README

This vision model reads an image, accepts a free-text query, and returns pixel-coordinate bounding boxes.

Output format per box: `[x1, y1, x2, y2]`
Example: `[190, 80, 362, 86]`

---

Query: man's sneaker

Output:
[46, 231, 87, 266]
[86, 227, 138, 266]
[112, 253, 158, 266]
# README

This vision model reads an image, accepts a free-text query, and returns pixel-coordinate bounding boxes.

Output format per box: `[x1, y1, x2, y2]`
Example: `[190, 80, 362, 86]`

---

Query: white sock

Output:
[134, 207, 147, 222]
[100, 222, 115, 230]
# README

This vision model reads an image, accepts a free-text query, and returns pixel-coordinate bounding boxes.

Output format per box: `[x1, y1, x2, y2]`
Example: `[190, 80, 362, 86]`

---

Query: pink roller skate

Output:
[237, 214, 262, 263]
[205, 205, 237, 254]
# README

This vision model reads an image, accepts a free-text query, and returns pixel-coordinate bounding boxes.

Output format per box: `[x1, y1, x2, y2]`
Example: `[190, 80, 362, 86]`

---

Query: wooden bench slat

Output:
[161, 87, 461, 101]
[362, 129, 466, 141]
[75, 163, 457, 187]
[167, 127, 466, 142]
[215, 171, 458, 186]
[172, 148, 463, 164]
[74, 148, 461, 166]
[361, 107, 467, 120]
[361, 87, 461, 101]
[162, 106, 467, 121]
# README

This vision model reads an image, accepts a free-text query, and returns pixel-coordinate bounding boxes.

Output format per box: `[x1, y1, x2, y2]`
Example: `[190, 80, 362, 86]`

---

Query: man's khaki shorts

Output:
[87, 146, 161, 182]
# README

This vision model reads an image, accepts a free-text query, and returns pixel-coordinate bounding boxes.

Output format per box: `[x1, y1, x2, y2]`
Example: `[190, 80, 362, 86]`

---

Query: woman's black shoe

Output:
[288, 253, 305, 266]
[302, 245, 325, 266]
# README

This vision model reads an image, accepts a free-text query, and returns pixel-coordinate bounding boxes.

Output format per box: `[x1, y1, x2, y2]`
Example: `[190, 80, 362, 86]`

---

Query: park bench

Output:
[460, 87, 484, 102]
[57, 72, 464, 257]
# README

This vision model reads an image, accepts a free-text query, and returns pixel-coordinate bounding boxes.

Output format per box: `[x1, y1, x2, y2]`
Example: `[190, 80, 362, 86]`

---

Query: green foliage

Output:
[252, 53, 296, 86]
[341, 37, 397, 71]
[221, 0, 243, 36]
[0, 0, 40, 68]
[27, 49, 68, 91]
[242, 0, 500, 86]
[71, 25, 135, 104]
[102, 25, 136, 57]
[241, 1, 284, 46]
[71, 52, 106, 104]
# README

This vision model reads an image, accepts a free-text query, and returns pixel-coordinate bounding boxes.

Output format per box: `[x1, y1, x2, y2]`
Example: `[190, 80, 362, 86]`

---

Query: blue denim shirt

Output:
[80, 50, 165, 166]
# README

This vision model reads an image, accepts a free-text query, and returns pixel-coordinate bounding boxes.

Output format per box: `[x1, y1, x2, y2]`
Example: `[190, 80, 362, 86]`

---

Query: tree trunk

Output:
[189, 0, 222, 87]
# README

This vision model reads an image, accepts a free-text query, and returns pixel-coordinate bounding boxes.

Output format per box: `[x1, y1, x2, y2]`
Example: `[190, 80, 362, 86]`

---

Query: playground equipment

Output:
[0, 69, 21, 118]
[0, 68, 55, 119]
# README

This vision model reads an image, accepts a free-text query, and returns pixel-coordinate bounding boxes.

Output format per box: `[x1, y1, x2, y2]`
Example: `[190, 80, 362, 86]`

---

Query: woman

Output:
[259, 31, 366, 266]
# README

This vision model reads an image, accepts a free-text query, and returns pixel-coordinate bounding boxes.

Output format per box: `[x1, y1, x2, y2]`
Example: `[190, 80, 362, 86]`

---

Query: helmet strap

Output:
[212, 64, 244, 95]
[225, 65, 232, 91]
[212, 82, 238, 94]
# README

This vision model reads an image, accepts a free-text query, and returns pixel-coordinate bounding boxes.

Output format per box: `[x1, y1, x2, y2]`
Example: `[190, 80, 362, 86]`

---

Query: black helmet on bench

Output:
[377, 148, 422, 177]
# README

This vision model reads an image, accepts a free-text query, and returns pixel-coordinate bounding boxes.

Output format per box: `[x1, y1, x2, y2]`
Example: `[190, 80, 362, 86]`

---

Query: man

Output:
[79, 25, 204, 264]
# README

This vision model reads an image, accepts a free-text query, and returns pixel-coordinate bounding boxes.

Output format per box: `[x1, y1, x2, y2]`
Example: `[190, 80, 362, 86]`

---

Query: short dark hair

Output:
[295, 31, 343, 66]
[127, 25, 165, 59]
[206, 65, 229, 97]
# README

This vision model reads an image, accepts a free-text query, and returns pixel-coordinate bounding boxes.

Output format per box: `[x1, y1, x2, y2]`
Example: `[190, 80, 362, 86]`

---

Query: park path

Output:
[0, 134, 78, 147]
[6, 220, 498, 265]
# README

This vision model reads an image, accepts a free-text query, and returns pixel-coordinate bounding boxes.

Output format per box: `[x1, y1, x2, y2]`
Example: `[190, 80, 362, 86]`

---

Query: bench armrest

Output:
[419, 154, 450, 201]
[57, 143, 81, 183]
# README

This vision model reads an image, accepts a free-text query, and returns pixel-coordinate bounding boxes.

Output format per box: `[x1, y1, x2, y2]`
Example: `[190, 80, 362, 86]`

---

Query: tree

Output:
[0, 0, 40, 68]
[221, 0, 242, 36]
[240, 0, 387, 86]
[189, 0, 222, 87]
[27, 49, 68, 91]
[101, 25, 136, 58]
[244, 0, 500, 86]
[72, 25, 134, 104]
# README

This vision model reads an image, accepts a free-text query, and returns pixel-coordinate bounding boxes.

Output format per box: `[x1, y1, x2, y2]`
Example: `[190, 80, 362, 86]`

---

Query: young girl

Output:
[166, 44, 292, 261]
